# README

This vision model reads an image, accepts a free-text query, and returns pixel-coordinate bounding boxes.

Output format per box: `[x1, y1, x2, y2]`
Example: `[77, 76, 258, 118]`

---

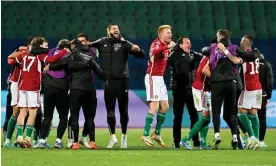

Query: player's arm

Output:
[39, 49, 69, 63]
[190, 50, 204, 62]
[202, 60, 211, 77]
[150, 41, 175, 55]
[90, 59, 107, 81]
[236, 47, 258, 62]
[48, 57, 70, 71]
[217, 43, 243, 64]
[88, 37, 105, 49]
[265, 60, 273, 99]
[125, 41, 145, 58]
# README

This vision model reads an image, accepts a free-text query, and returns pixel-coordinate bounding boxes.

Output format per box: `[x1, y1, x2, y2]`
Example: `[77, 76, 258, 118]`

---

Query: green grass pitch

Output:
[2, 128, 276, 166]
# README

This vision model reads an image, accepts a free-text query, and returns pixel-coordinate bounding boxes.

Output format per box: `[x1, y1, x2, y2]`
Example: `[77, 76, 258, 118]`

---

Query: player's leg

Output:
[54, 89, 69, 148]
[249, 90, 262, 140]
[181, 90, 211, 150]
[237, 91, 257, 149]
[79, 120, 89, 148]
[104, 80, 118, 148]
[33, 109, 42, 147]
[3, 85, 12, 143]
[199, 91, 211, 149]
[81, 90, 97, 149]
[39, 86, 56, 148]
[185, 89, 200, 148]
[211, 82, 224, 149]
[258, 96, 267, 147]
[4, 82, 19, 147]
[141, 75, 161, 147]
[69, 90, 82, 149]
[117, 79, 129, 148]
[67, 116, 73, 148]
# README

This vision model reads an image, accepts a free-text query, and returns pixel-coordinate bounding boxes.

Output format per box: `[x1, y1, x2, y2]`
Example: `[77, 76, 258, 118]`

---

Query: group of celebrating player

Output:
[3, 24, 270, 150]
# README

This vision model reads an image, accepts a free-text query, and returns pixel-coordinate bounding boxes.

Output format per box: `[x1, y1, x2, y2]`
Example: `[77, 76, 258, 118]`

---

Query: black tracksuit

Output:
[89, 37, 145, 135]
[40, 50, 70, 140]
[167, 47, 203, 146]
[258, 57, 273, 141]
[3, 76, 12, 138]
[50, 46, 106, 143]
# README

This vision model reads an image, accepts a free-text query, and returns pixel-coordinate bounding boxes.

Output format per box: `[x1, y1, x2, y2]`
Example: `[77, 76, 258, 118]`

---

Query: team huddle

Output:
[3, 24, 273, 150]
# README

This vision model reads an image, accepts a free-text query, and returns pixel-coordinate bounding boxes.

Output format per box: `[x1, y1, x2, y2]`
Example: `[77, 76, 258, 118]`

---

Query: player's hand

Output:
[43, 64, 50, 73]
[217, 43, 226, 51]
[64, 48, 71, 53]
[131, 44, 140, 52]
[168, 41, 176, 49]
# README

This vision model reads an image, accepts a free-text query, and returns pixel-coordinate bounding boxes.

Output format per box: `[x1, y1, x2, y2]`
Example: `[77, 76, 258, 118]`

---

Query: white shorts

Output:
[238, 90, 262, 109]
[17, 90, 40, 108]
[145, 74, 168, 101]
[10, 82, 19, 106]
[192, 88, 211, 112]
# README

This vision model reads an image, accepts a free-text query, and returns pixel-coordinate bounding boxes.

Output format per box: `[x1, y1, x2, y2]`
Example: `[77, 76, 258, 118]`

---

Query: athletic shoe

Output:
[259, 141, 268, 148]
[24, 138, 32, 148]
[199, 141, 211, 150]
[107, 135, 118, 148]
[71, 142, 80, 150]
[79, 137, 90, 148]
[247, 136, 258, 150]
[237, 134, 246, 150]
[54, 141, 63, 149]
[89, 141, 98, 150]
[151, 133, 166, 147]
[213, 136, 222, 150]
[38, 142, 47, 148]
[120, 135, 127, 148]
[46, 143, 52, 148]
[141, 135, 153, 147]
[3, 142, 13, 148]
[180, 140, 193, 150]
[13, 141, 20, 148]
[67, 139, 73, 148]
[252, 140, 260, 150]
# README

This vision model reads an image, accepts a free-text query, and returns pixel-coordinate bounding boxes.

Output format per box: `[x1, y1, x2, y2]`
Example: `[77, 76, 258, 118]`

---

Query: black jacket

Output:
[88, 37, 145, 79]
[259, 58, 273, 99]
[167, 47, 203, 89]
[49, 48, 106, 91]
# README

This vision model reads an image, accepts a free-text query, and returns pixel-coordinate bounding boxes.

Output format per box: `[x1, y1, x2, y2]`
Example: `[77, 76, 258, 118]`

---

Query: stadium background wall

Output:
[1, 90, 276, 128]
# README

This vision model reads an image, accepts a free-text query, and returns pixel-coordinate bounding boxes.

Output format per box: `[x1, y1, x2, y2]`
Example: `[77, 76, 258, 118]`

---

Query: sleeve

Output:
[49, 58, 69, 71]
[7, 58, 17, 65]
[39, 50, 68, 63]
[129, 49, 146, 58]
[88, 37, 105, 49]
[90, 59, 107, 81]
[150, 42, 169, 56]
[15, 54, 23, 64]
[265, 61, 273, 99]
[236, 47, 258, 62]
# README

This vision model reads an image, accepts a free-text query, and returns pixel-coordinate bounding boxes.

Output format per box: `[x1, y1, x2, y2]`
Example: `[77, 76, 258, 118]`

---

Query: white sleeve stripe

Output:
[43, 56, 48, 63]
[126, 40, 134, 45]
[89, 37, 106, 45]
[15, 57, 21, 64]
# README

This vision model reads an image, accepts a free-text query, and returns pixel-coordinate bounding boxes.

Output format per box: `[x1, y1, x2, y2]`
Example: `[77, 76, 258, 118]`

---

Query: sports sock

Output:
[155, 112, 166, 135]
[33, 129, 38, 141]
[248, 113, 260, 139]
[200, 117, 210, 143]
[238, 112, 254, 137]
[47, 124, 52, 138]
[183, 116, 210, 142]
[3, 131, 7, 142]
[6, 116, 17, 140]
[16, 125, 24, 137]
[26, 125, 34, 138]
[143, 113, 154, 136]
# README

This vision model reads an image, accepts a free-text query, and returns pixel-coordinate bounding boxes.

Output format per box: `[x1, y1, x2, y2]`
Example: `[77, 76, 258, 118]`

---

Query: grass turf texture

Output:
[2, 128, 276, 166]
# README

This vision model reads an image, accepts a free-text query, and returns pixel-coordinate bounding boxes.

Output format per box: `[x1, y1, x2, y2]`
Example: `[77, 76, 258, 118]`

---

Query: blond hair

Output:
[158, 25, 171, 37]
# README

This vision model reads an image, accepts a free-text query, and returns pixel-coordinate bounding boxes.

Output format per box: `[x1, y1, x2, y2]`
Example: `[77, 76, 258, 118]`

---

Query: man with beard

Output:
[88, 24, 145, 148]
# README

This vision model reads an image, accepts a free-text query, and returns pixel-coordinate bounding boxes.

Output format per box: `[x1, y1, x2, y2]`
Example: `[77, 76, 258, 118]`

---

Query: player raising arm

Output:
[8, 37, 70, 148]
[141, 25, 175, 147]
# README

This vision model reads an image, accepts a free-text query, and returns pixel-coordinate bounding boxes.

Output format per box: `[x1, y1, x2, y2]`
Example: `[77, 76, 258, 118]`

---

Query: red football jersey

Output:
[146, 38, 170, 76]
[193, 56, 209, 90]
[8, 47, 29, 82]
[15, 49, 68, 91]
[241, 58, 262, 91]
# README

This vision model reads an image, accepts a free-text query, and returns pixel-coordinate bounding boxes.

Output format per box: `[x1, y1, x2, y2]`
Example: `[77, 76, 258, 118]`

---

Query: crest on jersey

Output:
[113, 43, 121, 51]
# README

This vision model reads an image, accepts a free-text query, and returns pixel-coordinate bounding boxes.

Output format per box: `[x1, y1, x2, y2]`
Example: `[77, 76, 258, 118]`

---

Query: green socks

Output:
[183, 116, 210, 142]
[200, 121, 209, 143]
[155, 112, 166, 135]
[238, 112, 254, 137]
[6, 116, 17, 140]
[249, 113, 260, 139]
[16, 125, 24, 137]
[143, 113, 154, 136]
[26, 125, 34, 138]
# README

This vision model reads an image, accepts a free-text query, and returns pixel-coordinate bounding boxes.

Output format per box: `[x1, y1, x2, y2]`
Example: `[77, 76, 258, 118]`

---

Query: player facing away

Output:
[8, 37, 70, 148]
[141, 25, 176, 147]
[180, 49, 212, 150]
[3, 44, 30, 148]
[237, 36, 262, 150]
